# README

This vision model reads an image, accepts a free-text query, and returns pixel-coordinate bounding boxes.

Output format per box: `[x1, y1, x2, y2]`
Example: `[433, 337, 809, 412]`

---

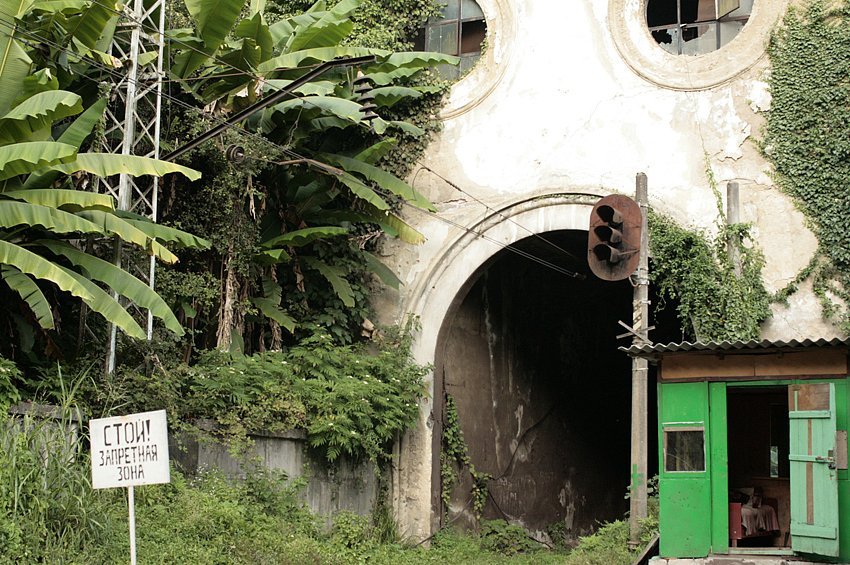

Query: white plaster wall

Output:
[378, 0, 842, 541]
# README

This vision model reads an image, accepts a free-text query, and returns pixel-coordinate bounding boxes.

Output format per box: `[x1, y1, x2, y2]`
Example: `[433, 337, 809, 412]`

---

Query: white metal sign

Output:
[90, 409, 170, 489]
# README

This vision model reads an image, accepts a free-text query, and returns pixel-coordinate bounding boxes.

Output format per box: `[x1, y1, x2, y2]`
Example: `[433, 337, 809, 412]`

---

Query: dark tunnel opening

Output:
[435, 229, 670, 542]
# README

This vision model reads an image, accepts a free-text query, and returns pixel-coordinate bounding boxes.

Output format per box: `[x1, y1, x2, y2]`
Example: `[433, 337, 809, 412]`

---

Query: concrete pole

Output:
[726, 182, 742, 277]
[629, 172, 650, 546]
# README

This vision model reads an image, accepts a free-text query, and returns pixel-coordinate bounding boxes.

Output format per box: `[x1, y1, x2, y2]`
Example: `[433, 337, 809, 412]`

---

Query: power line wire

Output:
[400, 201, 584, 279]
[416, 164, 586, 267]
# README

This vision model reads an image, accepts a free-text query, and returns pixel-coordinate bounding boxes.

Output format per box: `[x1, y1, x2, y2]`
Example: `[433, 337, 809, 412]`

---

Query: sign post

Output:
[90, 409, 170, 564]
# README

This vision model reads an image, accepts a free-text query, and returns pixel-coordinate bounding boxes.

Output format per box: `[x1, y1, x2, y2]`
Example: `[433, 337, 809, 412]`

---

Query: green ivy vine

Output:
[648, 161, 772, 343]
[763, 0, 850, 334]
[441, 394, 491, 521]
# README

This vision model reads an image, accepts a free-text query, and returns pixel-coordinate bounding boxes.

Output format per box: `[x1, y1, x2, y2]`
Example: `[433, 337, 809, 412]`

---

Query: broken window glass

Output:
[415, 0, 486, 79]
[664, 428, 706, 472]
[646, 0, 752, 55]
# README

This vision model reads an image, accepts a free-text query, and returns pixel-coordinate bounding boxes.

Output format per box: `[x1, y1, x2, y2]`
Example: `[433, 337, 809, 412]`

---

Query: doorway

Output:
[726, 386, 791, 548]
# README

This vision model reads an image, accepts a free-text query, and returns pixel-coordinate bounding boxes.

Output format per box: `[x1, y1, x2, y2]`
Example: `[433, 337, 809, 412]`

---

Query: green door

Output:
[789, 383, 840, 557]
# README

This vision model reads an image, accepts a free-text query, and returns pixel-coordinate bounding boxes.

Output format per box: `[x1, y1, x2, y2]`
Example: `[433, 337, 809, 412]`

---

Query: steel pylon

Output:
[99, 0, 167, 373]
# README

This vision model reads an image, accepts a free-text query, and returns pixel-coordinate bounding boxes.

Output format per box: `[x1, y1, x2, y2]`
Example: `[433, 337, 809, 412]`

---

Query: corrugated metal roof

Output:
[620, 337, 850, 357]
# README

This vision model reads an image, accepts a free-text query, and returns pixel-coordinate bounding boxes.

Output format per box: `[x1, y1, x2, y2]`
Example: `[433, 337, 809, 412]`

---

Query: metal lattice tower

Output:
[99, 0, 167, 372]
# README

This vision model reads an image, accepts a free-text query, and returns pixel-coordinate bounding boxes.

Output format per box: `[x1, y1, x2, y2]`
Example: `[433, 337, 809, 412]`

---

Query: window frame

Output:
[420, 0, 486, 79]
[663, 424, 707, 473]
[646, 0, 752, 55]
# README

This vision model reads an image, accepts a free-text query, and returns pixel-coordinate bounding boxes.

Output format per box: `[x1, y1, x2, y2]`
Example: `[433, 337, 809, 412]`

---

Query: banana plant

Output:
[0, 87, 208, 349]
[165, 0, 455, 348]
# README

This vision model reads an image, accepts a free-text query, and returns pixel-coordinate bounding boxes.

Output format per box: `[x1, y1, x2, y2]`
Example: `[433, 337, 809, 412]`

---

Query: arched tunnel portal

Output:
[433, 229, 658, 542]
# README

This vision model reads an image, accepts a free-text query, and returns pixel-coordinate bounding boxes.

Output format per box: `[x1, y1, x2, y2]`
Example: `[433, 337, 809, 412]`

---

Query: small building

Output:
[627, 338, 850, 562]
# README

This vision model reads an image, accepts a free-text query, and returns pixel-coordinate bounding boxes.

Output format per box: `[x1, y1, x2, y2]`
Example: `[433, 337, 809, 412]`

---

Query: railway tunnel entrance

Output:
[433, 228, 662, 543]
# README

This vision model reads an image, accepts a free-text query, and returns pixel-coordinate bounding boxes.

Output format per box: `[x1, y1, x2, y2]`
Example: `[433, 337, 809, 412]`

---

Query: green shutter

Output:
[789, 383, 840, 557]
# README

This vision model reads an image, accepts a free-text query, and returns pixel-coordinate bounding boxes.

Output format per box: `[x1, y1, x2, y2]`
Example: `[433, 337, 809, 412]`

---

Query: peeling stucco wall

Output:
[375, 0, 841, 541]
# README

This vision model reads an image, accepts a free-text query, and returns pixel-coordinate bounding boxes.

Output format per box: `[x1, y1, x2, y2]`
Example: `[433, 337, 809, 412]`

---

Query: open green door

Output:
[789, 383, 840, 557]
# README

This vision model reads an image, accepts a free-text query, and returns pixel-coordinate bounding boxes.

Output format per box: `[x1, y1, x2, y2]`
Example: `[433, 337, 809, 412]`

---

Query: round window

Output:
[609, 0, 787, 90]
[647, 0, 753, 56]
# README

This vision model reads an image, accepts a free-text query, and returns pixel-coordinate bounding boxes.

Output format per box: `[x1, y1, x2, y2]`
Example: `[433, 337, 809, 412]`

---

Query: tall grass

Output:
[0, 386, 116, 562]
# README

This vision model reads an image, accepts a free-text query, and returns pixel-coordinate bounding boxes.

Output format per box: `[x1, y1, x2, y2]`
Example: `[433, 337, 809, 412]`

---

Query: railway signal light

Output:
[587, 194, 642, 281]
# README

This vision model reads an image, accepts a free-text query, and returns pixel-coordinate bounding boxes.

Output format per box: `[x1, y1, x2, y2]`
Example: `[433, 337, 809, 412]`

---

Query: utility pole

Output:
[628, 172, 650, 546]
[726, 181, 742, 277]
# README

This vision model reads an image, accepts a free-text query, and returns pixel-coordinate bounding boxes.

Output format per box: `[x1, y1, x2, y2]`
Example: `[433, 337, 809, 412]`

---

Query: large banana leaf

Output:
[0, 141, 77, 180]
[15, 69, 60, 108]
[1, 264, 54, 328]
[114, 210, 211, 249]
[22, 98, 107, 189]
[367, 51, 460, 73]
[365, 67, 420, 86]
[285, 0, 360, 52]
[255, 248, 291, 264]
[263, 79, 337, 97]
[2, 189, 114, 211]
[173, 0, 244, 77]
[336, 171, 390, 211]
[76, 209, 179, 263]
[51, 153, 201, 181]
[30, 0, 88, 13]
[257, 46, 384, 73]
[38, 240, 184, 336]
[322, 153, 435, 211]
[0, 240, 93, 305]
[354, 139, 397, 164]
[235, 12, 273, 60]
[360, 203, 426, 245]
[363, 250, 401, 290]
[261, 225, 347, 248]
[54, 97, 107, 148]
[267, 96, 364, 124]
[382, 211, 425, 245]
[302, 256, 354, 307]
[0, 90, 83, 146]
[65, 0, 118, 49]
[369, 86, 421, 107]
[0, 2, 33, 115]
[250, 296, 295, 332]
[54, 263, 146, 339]
[0, 200, 105, 234]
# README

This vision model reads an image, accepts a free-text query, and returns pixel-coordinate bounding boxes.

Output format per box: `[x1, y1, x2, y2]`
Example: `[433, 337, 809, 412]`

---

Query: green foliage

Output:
[0, 0, 210, 364]
[120, 321, 429, 464]
[479, 520, 538, 556]
[764, 0, 850, 333]
[440, 394, 491, 521]
[0, 357, 22, 410]
[159, 0, 451, 352]
[649, 207, 771, 342]
[0, 405, 113, 563]
[0, 405, 629, 564]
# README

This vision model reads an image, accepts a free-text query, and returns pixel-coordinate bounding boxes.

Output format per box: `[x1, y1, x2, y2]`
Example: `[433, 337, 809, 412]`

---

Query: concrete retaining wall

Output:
[170, 424, 378, 519]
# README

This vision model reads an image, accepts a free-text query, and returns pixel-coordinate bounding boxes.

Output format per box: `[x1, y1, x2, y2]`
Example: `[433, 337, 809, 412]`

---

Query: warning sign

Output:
[90, 409, 170, 489]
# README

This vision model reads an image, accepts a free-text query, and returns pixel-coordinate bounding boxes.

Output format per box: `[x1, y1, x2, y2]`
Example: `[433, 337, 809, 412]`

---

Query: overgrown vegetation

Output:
[0, 400, 658, 563]
[649, 163, 772, 343]
[116, 321, 429, 463]
[440, 394, 491, 521]
[649, 210, 771, 342]
[764, 0, 850, 334]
